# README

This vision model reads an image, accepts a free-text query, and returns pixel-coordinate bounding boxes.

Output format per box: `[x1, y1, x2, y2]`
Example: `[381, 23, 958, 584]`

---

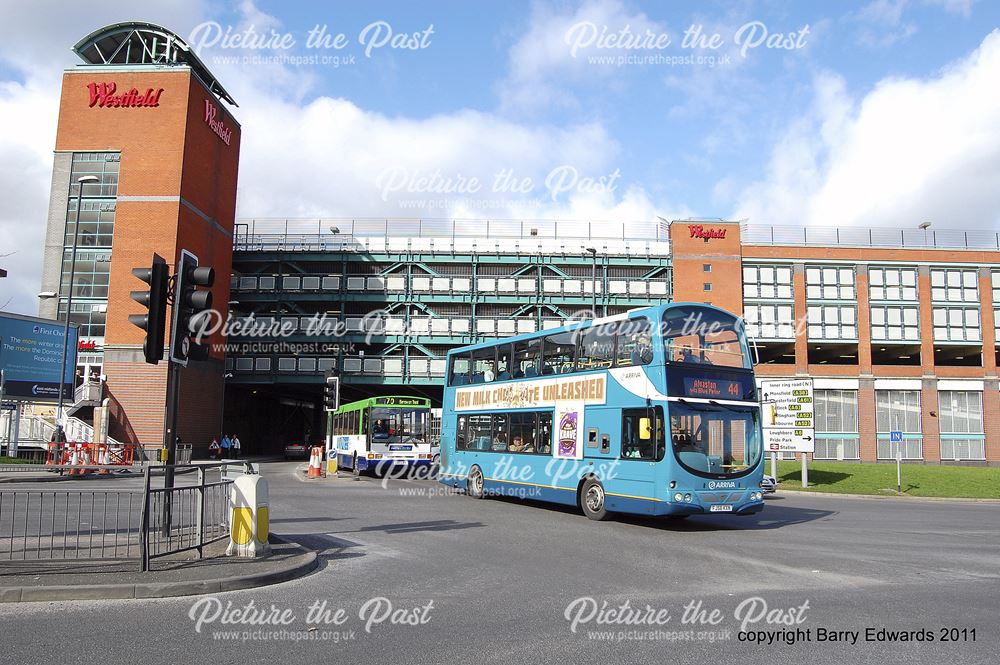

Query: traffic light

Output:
[323, 374, 340, 411]
[170, 249, 215, 366]
[128, 253, 169, 364]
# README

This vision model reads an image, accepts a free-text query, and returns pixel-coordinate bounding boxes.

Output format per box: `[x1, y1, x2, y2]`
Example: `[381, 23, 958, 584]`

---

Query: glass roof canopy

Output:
[72, 21, 237, 107]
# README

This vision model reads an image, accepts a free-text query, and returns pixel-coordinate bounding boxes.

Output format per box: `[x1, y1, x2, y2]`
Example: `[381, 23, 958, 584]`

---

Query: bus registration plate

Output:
[709, 505, 733, 512]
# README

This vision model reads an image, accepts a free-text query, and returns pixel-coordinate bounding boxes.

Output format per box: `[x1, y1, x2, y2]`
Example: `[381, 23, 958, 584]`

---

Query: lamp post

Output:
[54, 175, 100, 449]
[918, 221, 931, 246]
[585, 247, 597, 318]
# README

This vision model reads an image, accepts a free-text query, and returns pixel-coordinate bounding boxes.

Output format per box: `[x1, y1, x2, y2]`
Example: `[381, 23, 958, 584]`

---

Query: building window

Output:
[992, 270, 1000, 302]
[58, 152, 119, 326]
[869, 267, 918, 301]
[743, 265, 793, 299]
[807, 305, 857, 340]
[939, 391, 985, 461]
[744, 304, 795, 340]
[870, 306, 920, 341]
[930, 268, 978, 303]
[875, 390, 922, 459]
[703, 283, 712, 292]
[806, 266, 855, 300]
[813, 390, 859, 460]
[703, 264, 712, 273]
[57, 302, 107, 338]
[932, 307, 981, 342]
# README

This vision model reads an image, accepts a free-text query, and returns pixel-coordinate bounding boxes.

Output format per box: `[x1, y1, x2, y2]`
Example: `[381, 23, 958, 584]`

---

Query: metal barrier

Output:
[176, 444, 193, 465]
[0, 489, 142, 560]
[0, 461, 255, 571]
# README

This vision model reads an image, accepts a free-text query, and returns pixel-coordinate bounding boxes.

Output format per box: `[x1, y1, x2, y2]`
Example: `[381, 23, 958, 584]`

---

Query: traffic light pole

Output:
[161, 356, 182, 535]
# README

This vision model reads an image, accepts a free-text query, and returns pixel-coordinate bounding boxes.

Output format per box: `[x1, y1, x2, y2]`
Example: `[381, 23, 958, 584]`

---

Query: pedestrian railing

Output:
[0, 488, 143, 560]
[0, 461, 255, 571]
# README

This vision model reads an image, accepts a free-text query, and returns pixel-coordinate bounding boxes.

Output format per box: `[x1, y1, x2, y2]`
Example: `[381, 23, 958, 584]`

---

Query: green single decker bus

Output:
[327, 396, 435, 477]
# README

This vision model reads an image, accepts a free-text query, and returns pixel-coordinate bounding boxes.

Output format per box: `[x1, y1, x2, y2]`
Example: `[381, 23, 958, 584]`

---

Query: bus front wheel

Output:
[580, 477, 609, 521]
[467, 466, 485, 499]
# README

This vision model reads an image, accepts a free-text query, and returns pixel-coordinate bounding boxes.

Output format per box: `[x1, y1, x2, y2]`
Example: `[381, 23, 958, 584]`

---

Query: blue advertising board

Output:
[0, 312, 78, 401]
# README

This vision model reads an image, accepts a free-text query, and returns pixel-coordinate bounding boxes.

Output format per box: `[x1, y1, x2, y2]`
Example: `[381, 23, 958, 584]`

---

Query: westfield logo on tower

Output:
[87, 82, 163, 108]
[688, 224, 728, 240]
[203, 99, 232, 145]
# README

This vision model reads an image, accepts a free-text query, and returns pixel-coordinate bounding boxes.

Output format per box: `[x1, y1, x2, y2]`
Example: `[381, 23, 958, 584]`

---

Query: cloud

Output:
[496, 0, 668, 113]
[851, 0, 977, 47]
[733, 28, 1000, 229]
[0, 0, 208, 315]
[0, 0, 676, 314]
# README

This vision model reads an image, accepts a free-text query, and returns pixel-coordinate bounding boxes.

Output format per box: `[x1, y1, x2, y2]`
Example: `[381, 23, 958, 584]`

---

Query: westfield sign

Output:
[688, 224, 728, 240]
[204, 100, 232, 145]
[87, 82, 163, 108]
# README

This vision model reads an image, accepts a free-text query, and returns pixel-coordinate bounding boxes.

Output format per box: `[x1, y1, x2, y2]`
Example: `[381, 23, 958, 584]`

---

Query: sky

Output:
[0, 0, 999, 314]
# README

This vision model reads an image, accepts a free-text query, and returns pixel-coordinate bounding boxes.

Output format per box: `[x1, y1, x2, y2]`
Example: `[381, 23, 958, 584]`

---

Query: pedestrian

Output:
[208, 437, 220, 460]
[221, 433, 231, 459]
[231, 434, 241, 459]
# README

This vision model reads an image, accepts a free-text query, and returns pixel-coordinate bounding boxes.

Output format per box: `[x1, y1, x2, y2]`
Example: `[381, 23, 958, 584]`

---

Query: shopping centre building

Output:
[35, 22, 1000, 463]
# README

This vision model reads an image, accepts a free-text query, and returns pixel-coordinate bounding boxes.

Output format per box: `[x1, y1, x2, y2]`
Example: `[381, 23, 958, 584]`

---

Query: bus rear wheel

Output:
[580, 477, 609, 521]
[467, 465, 485, 499]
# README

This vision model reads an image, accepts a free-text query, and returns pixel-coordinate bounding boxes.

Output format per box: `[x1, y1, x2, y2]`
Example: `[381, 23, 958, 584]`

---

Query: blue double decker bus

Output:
[438, 303, 765, 520]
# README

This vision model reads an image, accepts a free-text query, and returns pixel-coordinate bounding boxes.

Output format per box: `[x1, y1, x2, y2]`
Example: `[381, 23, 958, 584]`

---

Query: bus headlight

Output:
[669, 481, 677, 489]
[673, 492, 683, 502]
[683, 493, 692, 503]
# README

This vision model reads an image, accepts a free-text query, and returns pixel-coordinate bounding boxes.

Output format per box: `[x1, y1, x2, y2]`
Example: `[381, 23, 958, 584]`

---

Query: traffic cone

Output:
[68, 444, 80, 476]
[99, 445, 111, 475]
[307, 447, 322, 478]
[80, 445, 93, 476]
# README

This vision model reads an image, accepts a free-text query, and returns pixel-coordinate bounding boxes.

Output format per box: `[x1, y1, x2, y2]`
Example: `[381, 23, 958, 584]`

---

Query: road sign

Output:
[763, 427, 814, 453]
[759, 378, 814, 453]
[889, 430, 903, 443]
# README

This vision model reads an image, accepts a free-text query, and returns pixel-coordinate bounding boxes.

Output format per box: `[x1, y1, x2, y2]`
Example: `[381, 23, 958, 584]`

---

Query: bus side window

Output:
[537, 412, 552, 454]
[471, 347, 495, 384]
[513, 338, 540, 378]
[450, 353, 471, 385]
[578, 323, 616, 370]
[616, 319, 653, 367]
[496, 344, 513, 381]
[543, 332, 576, 375]
[509, 411, 534, 453]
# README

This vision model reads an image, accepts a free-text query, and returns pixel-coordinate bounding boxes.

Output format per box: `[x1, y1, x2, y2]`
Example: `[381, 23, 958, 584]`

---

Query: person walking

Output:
[221, 433, 231, 459]
[231, 434, 241, 459]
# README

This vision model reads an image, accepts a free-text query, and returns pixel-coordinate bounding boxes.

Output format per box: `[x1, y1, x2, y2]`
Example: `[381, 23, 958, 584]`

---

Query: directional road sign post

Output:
[760, 378, 815, 488]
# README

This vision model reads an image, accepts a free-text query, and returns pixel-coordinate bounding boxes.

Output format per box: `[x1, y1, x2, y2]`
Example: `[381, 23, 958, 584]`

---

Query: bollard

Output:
[327, 447, 338, 475]
[226, 475, 271, 558]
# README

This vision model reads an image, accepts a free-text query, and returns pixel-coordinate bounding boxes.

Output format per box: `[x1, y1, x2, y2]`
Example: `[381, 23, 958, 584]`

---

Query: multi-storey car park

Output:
[24, 21, 1000, 464]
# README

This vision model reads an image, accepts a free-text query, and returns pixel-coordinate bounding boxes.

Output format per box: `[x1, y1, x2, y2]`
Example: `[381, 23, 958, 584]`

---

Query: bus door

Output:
[612, 406, 665, 512]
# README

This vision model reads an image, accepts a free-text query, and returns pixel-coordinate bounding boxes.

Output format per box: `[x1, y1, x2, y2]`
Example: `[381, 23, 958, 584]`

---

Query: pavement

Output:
[0, 536, 317, 602]
[0, 460, 997, 664]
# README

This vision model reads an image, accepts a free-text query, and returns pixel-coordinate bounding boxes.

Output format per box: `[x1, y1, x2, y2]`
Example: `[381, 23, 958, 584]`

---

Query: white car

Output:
[760, 475, 777, 494]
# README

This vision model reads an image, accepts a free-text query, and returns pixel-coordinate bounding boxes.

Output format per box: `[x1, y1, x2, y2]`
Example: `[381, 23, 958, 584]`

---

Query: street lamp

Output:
[585, 247, 597, 318]
[918, 221, 931, 246]
[53, 175, 100, 448]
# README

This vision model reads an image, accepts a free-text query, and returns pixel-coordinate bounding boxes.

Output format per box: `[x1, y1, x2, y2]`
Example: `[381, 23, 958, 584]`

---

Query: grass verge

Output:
[772, 460, 1000, 499]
